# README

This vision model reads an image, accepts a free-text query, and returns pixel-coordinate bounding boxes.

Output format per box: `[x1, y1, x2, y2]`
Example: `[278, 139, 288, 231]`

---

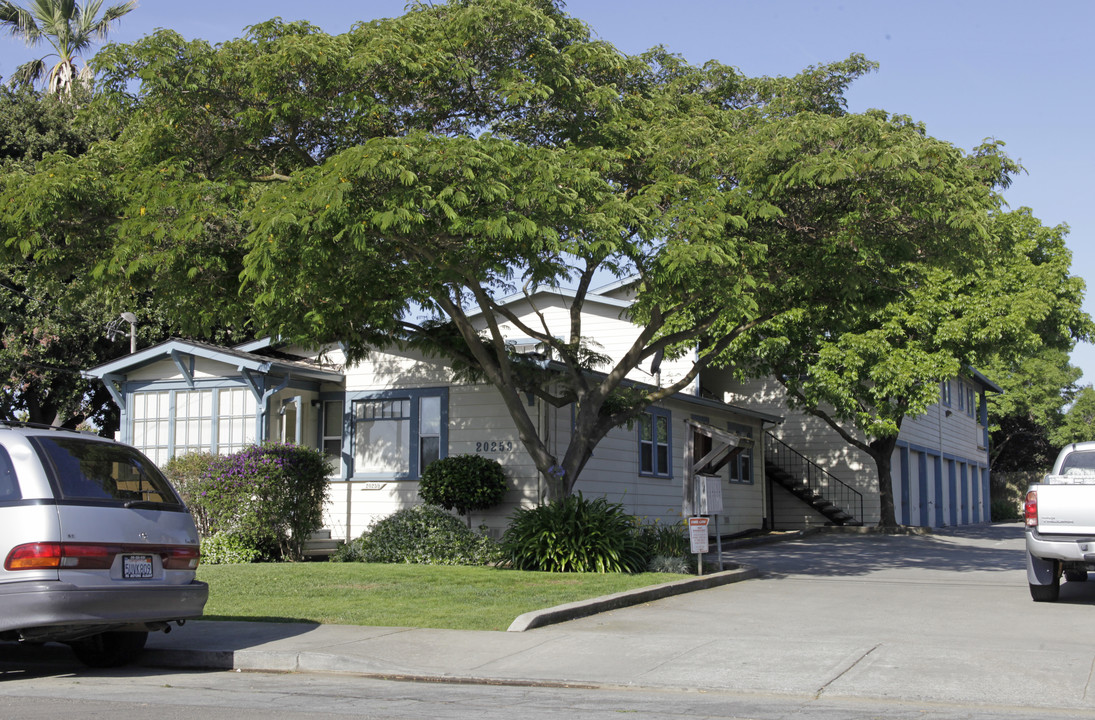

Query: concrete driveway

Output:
[555, 522, 1095, 710]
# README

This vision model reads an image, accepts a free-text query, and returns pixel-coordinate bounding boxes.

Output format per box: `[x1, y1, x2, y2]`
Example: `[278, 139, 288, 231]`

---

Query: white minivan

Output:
[0, 423, 207, 666]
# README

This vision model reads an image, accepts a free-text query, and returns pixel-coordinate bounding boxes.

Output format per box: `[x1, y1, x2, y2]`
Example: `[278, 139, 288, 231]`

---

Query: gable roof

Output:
[84, 338, 344, 384]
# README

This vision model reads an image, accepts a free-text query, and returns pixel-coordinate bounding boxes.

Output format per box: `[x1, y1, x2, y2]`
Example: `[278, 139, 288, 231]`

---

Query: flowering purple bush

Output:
[167, 443, 329, 561]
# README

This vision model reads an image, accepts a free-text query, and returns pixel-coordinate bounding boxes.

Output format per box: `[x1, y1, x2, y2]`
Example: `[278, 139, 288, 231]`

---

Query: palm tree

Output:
[0, 0, 136, 94]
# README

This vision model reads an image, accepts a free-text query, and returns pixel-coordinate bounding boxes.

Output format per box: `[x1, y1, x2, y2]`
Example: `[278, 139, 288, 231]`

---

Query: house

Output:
[723, 370, 1002, 529]
[85, 284, 999, 539]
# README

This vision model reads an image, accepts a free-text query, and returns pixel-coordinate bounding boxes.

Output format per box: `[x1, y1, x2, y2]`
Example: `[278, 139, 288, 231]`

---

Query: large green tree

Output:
[0, 0, 135, 94]
[1053, 385, 1095, 447]
[736, 207, 1089, 525]
[1, 0, 1017, 498]
[984, 348, 1082, 472]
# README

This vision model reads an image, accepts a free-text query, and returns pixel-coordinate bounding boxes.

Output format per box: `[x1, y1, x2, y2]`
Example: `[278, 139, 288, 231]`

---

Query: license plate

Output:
[123, 554, 154, 579]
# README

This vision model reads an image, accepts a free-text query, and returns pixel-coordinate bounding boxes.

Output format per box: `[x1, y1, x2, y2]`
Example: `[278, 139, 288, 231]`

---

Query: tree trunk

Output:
[869, 436, 900, 527]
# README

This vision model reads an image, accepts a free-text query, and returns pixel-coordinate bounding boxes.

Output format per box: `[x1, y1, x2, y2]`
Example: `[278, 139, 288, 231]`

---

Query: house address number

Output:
[475, 440, 514, 453]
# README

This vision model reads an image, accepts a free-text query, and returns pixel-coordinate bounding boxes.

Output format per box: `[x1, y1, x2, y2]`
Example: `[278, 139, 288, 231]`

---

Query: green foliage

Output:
[986, 348, 1083, 471]
[0, 0, 1058, 506]
[0, 0, 137, 94]
[162, 451, 220, 536]
[1052, 385, 1095, 447]
[169, 443, 330, 561]
[734, 207, 1091, 525]
[418, 454, 507, 518]
[647, 555, 692, 574]
[633, 520, 690, 560]
[334, 504, 502, 566]
[199, 531, 261, 565]
[501, 493, 647, 573]
[990, 498, 1021, 522]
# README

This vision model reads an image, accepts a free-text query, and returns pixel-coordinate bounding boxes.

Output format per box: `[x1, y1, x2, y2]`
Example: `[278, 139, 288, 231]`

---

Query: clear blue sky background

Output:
[3, 1, 1092, 385]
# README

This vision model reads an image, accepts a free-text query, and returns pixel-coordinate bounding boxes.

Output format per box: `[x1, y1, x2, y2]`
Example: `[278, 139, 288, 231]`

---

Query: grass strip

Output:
[197, 563, 688, 631]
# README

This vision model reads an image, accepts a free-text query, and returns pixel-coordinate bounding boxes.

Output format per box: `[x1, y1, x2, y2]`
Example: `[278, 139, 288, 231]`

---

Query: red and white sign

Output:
[688, 517, 710, 554]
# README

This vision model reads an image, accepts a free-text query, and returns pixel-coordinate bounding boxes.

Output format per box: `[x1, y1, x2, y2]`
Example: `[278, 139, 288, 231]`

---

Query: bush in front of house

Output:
[633, 520, 694, 573]
[167, 443, 330, 562]
[199, 531, 262, 565]
[331, 504, 502, 566]
[501, 493, 647, 573]
[418, 454, 508, 522]
[163, 451, 221, 537]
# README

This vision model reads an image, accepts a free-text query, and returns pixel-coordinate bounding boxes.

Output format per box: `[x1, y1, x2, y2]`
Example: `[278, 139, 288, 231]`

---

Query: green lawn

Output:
[197, 563, 688, 631]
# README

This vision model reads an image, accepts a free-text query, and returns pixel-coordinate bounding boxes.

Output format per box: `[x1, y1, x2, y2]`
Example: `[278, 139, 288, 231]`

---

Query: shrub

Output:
[163, 452, 221, 537]
[647, 555, 691, 574]
[175, 443, 330, 561]
[501, 493, 647, 573]
[991, 497, 1022, 521]
[200, 532, 262, 565]
[418, 454, 507, 521]
[633, 520, 690, 558]
[335, 504, 502, 566]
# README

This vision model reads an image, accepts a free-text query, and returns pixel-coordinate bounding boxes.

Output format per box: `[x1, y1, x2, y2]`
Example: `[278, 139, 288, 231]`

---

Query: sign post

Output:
[688, 517, 710, 576]
[695, 475, 724, 572]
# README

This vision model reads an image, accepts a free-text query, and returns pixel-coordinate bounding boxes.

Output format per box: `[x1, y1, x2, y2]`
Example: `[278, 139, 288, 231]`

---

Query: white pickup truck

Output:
[1025, 441, 1095, 601]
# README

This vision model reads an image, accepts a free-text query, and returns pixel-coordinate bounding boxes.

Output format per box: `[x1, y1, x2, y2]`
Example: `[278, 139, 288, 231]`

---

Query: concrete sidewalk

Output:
[141, 562, 760, 680]
[132, 524, 1095, 712]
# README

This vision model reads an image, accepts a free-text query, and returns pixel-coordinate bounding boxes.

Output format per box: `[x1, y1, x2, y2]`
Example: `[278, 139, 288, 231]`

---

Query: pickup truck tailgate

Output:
[1034, 483, 1095, 535]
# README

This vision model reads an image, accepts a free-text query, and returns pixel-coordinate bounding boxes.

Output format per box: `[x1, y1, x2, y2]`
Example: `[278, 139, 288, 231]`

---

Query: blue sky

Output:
[3, 1, 1092, 384]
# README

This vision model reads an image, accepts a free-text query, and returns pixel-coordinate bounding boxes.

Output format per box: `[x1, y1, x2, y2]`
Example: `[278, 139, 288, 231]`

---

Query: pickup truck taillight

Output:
[1025, 490, 1038, 527]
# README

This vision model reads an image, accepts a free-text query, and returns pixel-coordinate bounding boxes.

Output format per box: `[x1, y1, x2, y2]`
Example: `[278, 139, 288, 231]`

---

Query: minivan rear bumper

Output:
[0, 580, 208, 639]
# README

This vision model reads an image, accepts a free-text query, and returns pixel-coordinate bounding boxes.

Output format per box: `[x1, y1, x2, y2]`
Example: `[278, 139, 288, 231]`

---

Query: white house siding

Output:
[491, 294, 697, 393]
[723, 375, 991, 529]
[322, 365, 767, 539]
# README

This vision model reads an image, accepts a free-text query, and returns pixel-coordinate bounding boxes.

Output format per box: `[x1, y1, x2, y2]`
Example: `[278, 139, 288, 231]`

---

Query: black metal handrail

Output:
[764, 431, 864, 524]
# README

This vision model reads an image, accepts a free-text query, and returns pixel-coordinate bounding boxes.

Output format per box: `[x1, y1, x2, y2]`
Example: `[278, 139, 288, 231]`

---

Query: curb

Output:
[507, 563, 759, 631]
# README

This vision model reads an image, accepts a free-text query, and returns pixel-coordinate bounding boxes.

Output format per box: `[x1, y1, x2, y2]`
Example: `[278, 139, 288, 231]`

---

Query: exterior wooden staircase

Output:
[765, 432, 864, 526]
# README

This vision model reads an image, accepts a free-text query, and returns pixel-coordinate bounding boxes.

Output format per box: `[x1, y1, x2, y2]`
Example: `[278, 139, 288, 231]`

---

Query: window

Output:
[354, 399, 411, 475]
[130, 386, 256, 463]
[727, 422, 754, 484]
[639, 408, 671, 477]
[132, 391, 170, 466]
[419, 396, 441, 471]
[175, 390, 213, 455]
[34, 437, 181, 507]
[322, 400, 344, 462]
[217, 388, 257, 453]
[957, 381, 965, 411]
[941, 380, 952, 406]
[967, 387, 976, 417]
[351, 391, 446, 478]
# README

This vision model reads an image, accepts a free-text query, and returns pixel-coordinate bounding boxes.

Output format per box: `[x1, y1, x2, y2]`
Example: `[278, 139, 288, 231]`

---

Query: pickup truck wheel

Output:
[69, 630, 148, 668]
[1065, 570, 1088, 583]
[1030, 577, 1061, 602]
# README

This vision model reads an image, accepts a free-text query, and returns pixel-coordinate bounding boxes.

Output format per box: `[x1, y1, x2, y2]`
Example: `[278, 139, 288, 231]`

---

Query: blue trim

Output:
[960, 464, 969, 524]
[346, 387, 449, 481]
[948, 460, 958, 526]
[933, 455, 944, 527]
[917, 451, 929, 527]
[899, 446, 910, 526]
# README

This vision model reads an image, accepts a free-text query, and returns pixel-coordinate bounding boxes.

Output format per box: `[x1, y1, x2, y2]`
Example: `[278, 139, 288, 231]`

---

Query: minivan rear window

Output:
[0, 446, 19, 502]
[33, 437, 181, 506]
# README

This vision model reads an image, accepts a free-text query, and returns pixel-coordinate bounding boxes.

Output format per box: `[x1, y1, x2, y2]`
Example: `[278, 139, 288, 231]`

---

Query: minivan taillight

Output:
[4, 542, 200, 571]
[5, 542, 63, 570]
[162, 546, 201, 570]
[1025, 490, 1038, 527]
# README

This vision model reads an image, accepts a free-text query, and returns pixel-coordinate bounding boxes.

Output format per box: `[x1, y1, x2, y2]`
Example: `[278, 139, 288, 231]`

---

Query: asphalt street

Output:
[3, 522, 1094, 718]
